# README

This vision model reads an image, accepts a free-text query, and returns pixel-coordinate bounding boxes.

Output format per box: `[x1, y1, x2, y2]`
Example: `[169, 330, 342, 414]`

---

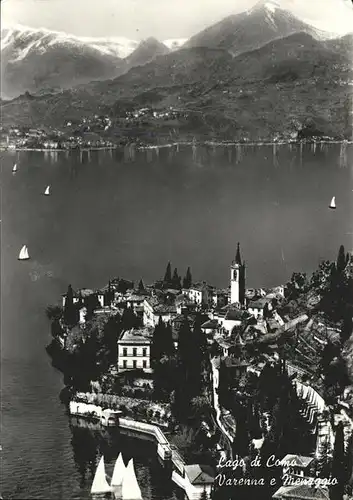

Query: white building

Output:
[182, 282, 209, 306]
[118, 327, 153, 373]
[230, 243, 245, 306]
[143, 297, 177, 327]
[247, 297, 273, 319]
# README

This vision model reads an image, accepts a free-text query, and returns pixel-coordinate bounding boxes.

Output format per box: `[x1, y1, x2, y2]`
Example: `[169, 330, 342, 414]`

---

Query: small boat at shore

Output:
[91, 456, 111, 495]
[44, 185, 50, 196]
[329, 196, 336, 209]
[18, 245, 30, 261]
[121, 458, 142, 500]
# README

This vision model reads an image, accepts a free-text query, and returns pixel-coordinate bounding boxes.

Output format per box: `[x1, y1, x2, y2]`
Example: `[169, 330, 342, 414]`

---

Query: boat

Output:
[44, 186, 50, 196]
[12, 163, 17, 173]
[18, 245, 30, 261]
[111, 453, 126, 498]
[329, 196, 336, 209]
[121, 459, 142, 500]
[90, 456, 112, 495]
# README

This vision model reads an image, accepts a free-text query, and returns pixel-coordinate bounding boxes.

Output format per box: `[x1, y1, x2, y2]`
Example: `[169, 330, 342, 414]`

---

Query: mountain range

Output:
[1, 0, 352, 140]
[1, 26, 187, 99]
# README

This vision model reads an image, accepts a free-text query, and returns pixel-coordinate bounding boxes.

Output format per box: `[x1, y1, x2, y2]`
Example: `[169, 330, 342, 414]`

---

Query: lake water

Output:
[1, 143, 352, 499]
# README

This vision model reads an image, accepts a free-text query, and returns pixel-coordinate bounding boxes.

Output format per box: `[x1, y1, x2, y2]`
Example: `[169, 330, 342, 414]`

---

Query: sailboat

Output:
[111, 453, 126, 498]
[90, 456, 112, 495]
[18, 245, 30, 261]
[12, 163, 18, 173]
[44, 186, 50, 196]
[121, 459, 142, 500]
[111, 453, 126, 487]
[329, 196, 336, 209]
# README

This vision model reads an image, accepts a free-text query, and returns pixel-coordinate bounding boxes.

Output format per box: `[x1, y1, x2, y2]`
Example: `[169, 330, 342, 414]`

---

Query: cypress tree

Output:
[121, 306, 139, 330]
[341, 311, 353, 343]
[138, 278, 145, 294]
[346, 432, 353, 493]
[64, 284, 78, 326]
[330, 422, 348, 500]
[163, 262, 172, 286]
[337, 245, 347, 273]
[182, 267, 192, 289]
[151, 319, 174, 359]
[177, 316, 192, 368]
[164, 322, 175, 357]
[172, 268, 181, 290]
[104, 281, 114, 307]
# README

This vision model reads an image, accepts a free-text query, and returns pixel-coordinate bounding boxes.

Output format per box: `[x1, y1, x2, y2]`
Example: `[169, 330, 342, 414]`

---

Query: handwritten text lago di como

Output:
[214, 456, 338, 488]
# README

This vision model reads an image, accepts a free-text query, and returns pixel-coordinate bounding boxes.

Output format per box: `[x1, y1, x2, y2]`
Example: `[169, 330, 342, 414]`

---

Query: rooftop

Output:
[272, 484, 329, 500]
[118, 327, 153, 344]
[281, 455, 315, 468]
[248, 297, 273, 309]
[154, 304, 177, 314]
[201, 319, 219, 329]
[223, 356, 249, 368]
[225, 308, 249, 321]
[184, 464, 214, 485]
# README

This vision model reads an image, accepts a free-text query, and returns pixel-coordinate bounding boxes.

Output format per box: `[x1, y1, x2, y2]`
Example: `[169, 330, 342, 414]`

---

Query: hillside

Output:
[2, 32, 352, 141]
[186, 0, 333, 56]
[125, 38, 170, 68]
[0, 27, 187, 99]
[1, 26, 127, 99]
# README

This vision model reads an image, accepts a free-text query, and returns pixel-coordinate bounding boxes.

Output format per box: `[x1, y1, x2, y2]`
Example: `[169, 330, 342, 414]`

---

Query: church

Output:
[229, 242, 246, 307]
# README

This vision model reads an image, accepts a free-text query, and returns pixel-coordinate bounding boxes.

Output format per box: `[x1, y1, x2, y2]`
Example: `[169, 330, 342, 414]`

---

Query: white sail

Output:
[12, 163, 17, 172]
[329, 196, 336, 209]
[44, 186, 50, 196]
[18, 245, 30, 260]
[111, 453, 126, 487]
[121, 459, 142, 500]
[90, 456, 111, 495]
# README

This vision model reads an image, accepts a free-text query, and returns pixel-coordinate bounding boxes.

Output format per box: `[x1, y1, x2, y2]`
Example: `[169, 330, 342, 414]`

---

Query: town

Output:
[46, 244, 353, 500]
[0, 103, 345, 152]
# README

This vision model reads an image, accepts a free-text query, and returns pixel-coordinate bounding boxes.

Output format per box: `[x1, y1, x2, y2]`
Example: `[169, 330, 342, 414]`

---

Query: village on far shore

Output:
[46, 243, 353, 500]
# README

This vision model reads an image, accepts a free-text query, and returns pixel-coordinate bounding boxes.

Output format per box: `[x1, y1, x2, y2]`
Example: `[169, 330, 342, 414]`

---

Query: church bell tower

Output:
[230, 243, 245, 306]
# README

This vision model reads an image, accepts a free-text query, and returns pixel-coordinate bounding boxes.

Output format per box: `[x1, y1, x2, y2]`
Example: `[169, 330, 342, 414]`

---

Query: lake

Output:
[1, 142, 352, 499]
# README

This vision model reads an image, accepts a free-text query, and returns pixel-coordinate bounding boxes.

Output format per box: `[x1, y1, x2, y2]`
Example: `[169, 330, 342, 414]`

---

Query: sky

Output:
[2, 0, 353, 40]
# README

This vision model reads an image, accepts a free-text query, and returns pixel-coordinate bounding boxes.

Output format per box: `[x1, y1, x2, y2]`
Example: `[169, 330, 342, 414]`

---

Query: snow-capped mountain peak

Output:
[1, 25, 139, 60]
[1, 25, 187, 61]
[263, 1, 280, 14]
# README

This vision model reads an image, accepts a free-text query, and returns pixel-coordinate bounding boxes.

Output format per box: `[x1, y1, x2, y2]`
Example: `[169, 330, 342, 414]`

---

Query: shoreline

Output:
[1, 139, 352, 154]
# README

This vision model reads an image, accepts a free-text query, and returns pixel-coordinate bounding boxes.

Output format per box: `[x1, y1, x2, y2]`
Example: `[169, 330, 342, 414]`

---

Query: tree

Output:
[104, 281, 114, 307]
[137, 279, 145, 294]
[121, 306, 140, 330]
[311, 260, 334, 294]
[336, 245, 348, 273]
[163, 262, 172, 286]
[151, 317, 169, 367]
[172, 268, 181, 290]
[153, 354, 176, 402]
[183, 267, 192, 289]
[346, 432, 353, 494]
[46, 305, 63, 321]
[285, 272, 309, 301]
[330, 422, 348, 500]
[341, 310, 353, 343]
[84, 294, 100, 322]
[46, 304, 64, 338]
[64, 284, 79, 326]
